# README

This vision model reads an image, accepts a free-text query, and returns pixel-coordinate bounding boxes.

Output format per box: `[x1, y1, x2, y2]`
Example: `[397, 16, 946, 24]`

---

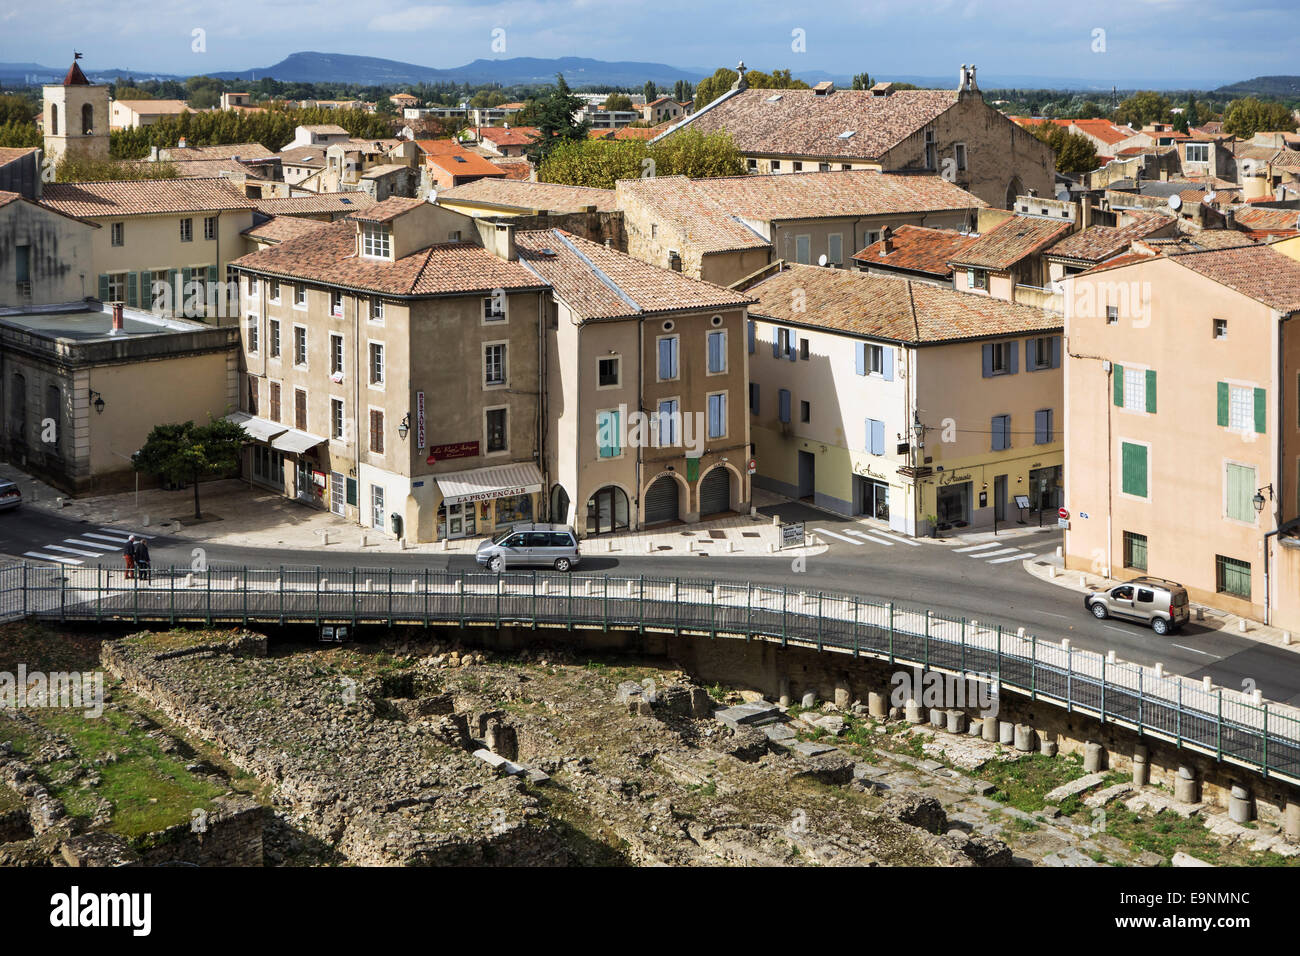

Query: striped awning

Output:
[435, 462, 543, 506]
[225, 411, 286, 444]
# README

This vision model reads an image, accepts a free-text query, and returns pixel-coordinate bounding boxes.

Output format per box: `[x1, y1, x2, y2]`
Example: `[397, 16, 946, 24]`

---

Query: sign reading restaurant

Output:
[426, 441, 479, 464]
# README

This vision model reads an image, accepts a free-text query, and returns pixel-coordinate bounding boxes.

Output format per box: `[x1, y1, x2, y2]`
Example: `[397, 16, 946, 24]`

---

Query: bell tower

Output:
[42, 55, 110, 165]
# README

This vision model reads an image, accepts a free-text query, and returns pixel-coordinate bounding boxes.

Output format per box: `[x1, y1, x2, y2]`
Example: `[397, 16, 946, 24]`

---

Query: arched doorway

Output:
[585, 486, 629, 535]
[1005, 176, 1024, 209]
[550, 484, 570, 524]
[643, 473, 680, 525]
[699, 466, 732, 517]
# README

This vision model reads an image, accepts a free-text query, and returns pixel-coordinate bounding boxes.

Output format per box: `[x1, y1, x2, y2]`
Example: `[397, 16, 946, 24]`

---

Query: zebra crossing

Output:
[813, 526, 923, 549]
[952, 541, 1039, 565]
[22, 527, 155, 566]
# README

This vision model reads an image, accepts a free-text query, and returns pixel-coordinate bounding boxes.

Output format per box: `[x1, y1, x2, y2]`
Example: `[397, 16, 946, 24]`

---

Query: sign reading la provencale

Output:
[426, 441, 479, 464]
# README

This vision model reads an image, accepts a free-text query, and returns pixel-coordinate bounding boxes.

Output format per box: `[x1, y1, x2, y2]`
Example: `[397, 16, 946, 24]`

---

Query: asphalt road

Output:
[4, 503, 1298, 706]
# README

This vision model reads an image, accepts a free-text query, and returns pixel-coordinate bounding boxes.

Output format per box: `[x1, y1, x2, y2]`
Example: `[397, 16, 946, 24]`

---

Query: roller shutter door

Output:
[644, 475, 679, 524]
[699, 468, 731, 516]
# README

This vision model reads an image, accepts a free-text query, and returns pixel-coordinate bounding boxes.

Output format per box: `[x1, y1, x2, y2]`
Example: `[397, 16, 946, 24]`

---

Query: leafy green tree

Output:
[0, 94, 36, 125]
[56, 155, 178, 181]
[673, 80, 693, 103]
[851, 72, 874, 91]
[1222, 97, 1297, 138]
[693, 65, 811, 111]
[526, 73, 589, 165]
[1114, 91, 1172, 129]
[132, 418, 244, 520]
[651, 128, 746, 178]
[643, 80, 657, 104]
[0, 120, 41, 149]
[538, 128, 745, 187]
[1032, 124, 1098, 174]
[603, 93, 634, 112]
[1184, 94, 1199, 129]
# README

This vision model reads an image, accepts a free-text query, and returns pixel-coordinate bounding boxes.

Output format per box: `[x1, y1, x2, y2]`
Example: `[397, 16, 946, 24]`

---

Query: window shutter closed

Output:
[1008, 341, 1019, 375]
[1035, 409, 1052, 444]
[659, 338, 672, 378]
[778, 389, 791, 423]
[1121, 442, 1148, 498]
[1114, 364, 1125, 407]
[982, 344, 993, 378]
[870, 419, 885, 455]
[747, 320, 755, 354]
[126, 272, 138, 308]
[1145, 369, 1157, 414]
[346, 477, 358, 506]
[1217, 381, 1229, 426]
[882, 347, 894, 382]
[708, 333, 721, 371]
[1051, 335, 1061, 369]
[142, 271, 154, 309]
[97, 274, 110, 301]
[749, 382, 759, 414]
[1254, 387, 1266, 434]
[1026, 338, 1037, 370]
[856, 342, 866, 376]
[207, 265, 218, 285]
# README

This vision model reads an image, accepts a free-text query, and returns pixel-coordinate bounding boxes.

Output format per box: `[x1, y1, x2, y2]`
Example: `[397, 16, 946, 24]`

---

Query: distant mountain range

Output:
[0, 52, 1285, 95]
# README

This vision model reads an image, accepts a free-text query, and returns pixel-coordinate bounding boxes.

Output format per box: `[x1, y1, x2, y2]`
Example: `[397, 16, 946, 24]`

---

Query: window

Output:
[799, 337, 809, 361]
[656, 399, 679, 446]
[598, 356, 619, 387]
[270, 382, 281, 422]
[955, 143, 967, 171]
[369, 342, 384, 386]
[269, 319, 281, 358]
[1213, 318, 1227, 340]
[486, 408, 507, 453]
[707, 331, 727, 373]
[866, 418, 885, 455]
[318, 397, 340, 441]
[795, 235, 810, 264]
[1121, 441, 1148, 498]
[331, 290, 343, 317]
[1186, 143, 1209, 163]
[1034, 408, 1053, 444]
[369, 409, 384, 454]
[924, 129, 936, 169]
[485, 343, 506, 386]
[246, 314, 259, 354]
[778, 389, 791, 424]
[774, 327, 797, 360]
[180, 218, 193, 242]
[868, 344, 884, 374]
[246, 377, 257, 416]
[1123, 367, 1146, 412]
[294, 284, 307, 308]
[1106, 305, 1118, 325]
[110, 222, 124, 247]
[294, 388, 307, 431]
[1219, 383, 1264, 434]
[991, 414, 1011, 452]
[828, 234, 843, 266]
[204, 216, 216, 241]
[293, 326, 307, 366]
[747, 320, 755, 354]
[483, 294, 506, 322]
[707, 392, 727, 439]
[749, 382, 760, 415]
[747, 158, 758, 171]
[596, 408, 622, 458]
[771, 160, 782, 172]
[983, 341, 1015, 376]
[792, 161, 803, 172]
[105, 272, 127, 303]
[1225, 462, 1256, 523]
[657, 335, 679, 381]
[330, 333, 343, 374]
[1029, 336, 1053, 370]
[248, 276, 258, 297]
[650, 223, 658, 239]
[362, 224, 391, 258]
[269, 280, 281, 303]
[1123, 531, 1148, 571]
[1216, 555, 1251, 598]
[800, 400, 811, 424]
[370, 297, 384, 322]
[968, 268, 987, 290]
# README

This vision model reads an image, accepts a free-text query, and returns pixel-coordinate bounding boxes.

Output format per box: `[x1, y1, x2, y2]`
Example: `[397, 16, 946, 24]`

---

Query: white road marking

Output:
[979, 548, 1020, 559]
[1171, 643, 1218, 658]
[954, 543, 1001, 553]
[100, 528, 153, 538]
[814, 528, 864, 545]
[47, 544, 102, 557]
[83, 532, 132, 544]
[1041, 612, 1071, 619]
[988, 552, 1036, 564]
[846, 530, 894, 546]
[23, 551, 81, 565]
[1104, 625, 1133, 635]
[64, 539, 107, 550]
[871, 531, 922, 546]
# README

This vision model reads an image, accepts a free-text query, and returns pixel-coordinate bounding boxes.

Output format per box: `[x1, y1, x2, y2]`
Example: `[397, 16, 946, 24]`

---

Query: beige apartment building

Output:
[1063, 245, 1300, 630]
[230, 198, 550, 543]
[0, 190, 95, 307]
[39, 179, 257, 322]
[518, 229, 755, 535]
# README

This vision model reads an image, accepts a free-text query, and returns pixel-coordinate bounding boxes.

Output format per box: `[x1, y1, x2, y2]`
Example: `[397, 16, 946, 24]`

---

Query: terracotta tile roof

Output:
[1270, 150, 1300, 171]
[1137, 232, 1256, 254]
[851, 224, 979, 276]
[254, 192, 377, 216]
[514, 228, 755, 320]
[615, 176, 771, 254]
[168, 158, 257, 178]
[949, 215, 1073, 270]
[39, 178, 255, 218]
[611, 126, 658, 141]
[1172, 244, 1300, 312]
[241, 215, 331, 244]
[345, 196, 426, 223]
[747, 263, 1061, 344]
[63, 61, 90, 86]
[492, 160, 534, 181]
[1045, 212, 1172, 262]
[439, 178, 616, 212]
[164, 142, 275, 161]
[417, 139, 507, 178]
[0, 190, 21, 210]
[662, 87, 959, 160]
[300, 124, 348, 134]
[0, 147, 39, 166]
[477, 126, 540, 147]
[231, 221, 545, 297]
[277, 146, 329, 167]
[687, 169, 985, 222]
[113, 99, 192, 116]
[1070, 119, 1141, 145]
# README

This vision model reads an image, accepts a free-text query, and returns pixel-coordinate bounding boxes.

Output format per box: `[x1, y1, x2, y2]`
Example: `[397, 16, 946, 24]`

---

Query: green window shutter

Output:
[97, 274, 110, 301]
[1113, 364, 1124, 407]
[139, 271, 151, 309]
[207, 265, 218, 285]
[1217, 381, 1229, 427]
[346, 478, 357, 507]
[1226, 463, 1253, 522]
[1121, 442, 1148, 498]
[1145, 369, 1157, 414]
[126, 271, 138, 308]
[1254, 387, 1266, 434]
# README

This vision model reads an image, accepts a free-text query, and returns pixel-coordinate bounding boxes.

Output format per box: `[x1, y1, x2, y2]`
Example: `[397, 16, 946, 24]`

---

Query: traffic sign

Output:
[1058, 507, 1069, 519]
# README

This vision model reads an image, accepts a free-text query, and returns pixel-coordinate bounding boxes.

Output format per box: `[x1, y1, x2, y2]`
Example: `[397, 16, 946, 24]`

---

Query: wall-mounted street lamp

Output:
[89, 389, 105, 414]
[398, 413, 411, 440]
[1253, 484, 1274, 514]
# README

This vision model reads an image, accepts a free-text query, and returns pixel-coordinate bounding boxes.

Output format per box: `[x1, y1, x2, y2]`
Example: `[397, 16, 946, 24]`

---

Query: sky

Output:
[2, 0, 1297, 88]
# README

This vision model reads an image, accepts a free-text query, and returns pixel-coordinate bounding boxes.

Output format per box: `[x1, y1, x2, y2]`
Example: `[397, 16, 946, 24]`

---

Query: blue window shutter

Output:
[772, 328, 780, 358]
[1035, 409, 1048, 444]
[882, 347, 894, 382]
[787, 329, 796, 361]
[708, 333, 720, 372]
[982, 344, 993, 378]
[1026, 337, 1038, 370]
[1050, 335, 1061, 369]
[778, 389, 790, 423]
[749, 382, 759, 414]
[670, 338, 679, 378]
[1008, 341, 1019, 375]
[870, 419, 885, 455]
[855, 342, 866, 375]
[747, 320, 755, 354]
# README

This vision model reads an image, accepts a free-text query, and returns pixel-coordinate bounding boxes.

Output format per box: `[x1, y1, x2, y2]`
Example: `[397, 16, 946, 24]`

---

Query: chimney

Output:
[1224, 208, 1236, 230]
[111, 302, 124, 332]
[879, 225, 893, 255]
[177, 136, 187, 149]
[149, 145, 159, 162]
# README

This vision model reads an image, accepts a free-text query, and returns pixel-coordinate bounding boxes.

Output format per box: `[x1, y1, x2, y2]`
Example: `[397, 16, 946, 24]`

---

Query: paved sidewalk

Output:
[1024, 548, 1300, 655]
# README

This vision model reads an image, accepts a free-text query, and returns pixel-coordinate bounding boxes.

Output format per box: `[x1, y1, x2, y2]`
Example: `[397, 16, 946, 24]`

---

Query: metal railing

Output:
[2, 560, 1298, 784]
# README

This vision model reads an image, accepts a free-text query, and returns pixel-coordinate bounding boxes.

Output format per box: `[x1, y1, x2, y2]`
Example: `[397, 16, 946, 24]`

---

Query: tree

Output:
[1113, 91, 1172, 129]
[603, 93, 634, 112]
[851, 72, 874, 91]
[526, 73, 589, 165]
[1184, 94, 1200, 129]
[538, 127, 745, 188]
[1222, 97, 1297, 138]
[643, 80, 657, 104]
[0, 94, 35, 125]
[1032, 124, 1098, 174]
[673, 80, 693, 103]
[0, 120, 41, 149]
[693, 65, 811, 111]
[650, 128, 747, 178]
[132, 418, 244, 520]
[56, 155, 178, 181]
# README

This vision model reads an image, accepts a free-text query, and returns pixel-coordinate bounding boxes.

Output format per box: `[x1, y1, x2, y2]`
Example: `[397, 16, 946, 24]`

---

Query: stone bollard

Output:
[983, 714, 999, 742]
[363, 579, 371, 592]
[905, 699, 923, 724]
[867, 691, 888, 719]
[967, 719, 981, 737]
[779, 678, 791, 709]
[1040, 738, 1057, 757]
[540, 579, 549, 595]
[834, 679, 851, 710]
[1174, 764, 1199, 804]
[1228, 785, 1253, 824]
[946, 710, 967, 734]
[929, 707, 945, 728]
[1049, 566, 1057, 578]
[801, 691, 816, 709]
[645, 540, 653, 554]
[1084, 741, 1104, 773]
[1284, 631, 1293, 646]
[1202, 675, 1213, 692]
[1013, 724, 1035, 752]
[584, 580, 593, 596]
[1239, 619, 1248, 633]
[1154, 662, 1164, 678]
[320, 579, 329, 591]
[1286, 801, 1300, 844]
[184, 573, 194, 588]
[142, 515, 150, 526]
[999, 721, 1015, 746]
[275, 578, 281, 590]
[1133, 744, 1149, 787]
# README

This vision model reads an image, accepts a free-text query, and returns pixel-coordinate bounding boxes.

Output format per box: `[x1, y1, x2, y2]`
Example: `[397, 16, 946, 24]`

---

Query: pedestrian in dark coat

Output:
[123, 536, 136, 579]
[133, 537, 151, 582]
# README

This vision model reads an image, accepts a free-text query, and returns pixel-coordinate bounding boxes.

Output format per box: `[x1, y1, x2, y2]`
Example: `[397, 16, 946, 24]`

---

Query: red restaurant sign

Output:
[427, 441, 479, 464]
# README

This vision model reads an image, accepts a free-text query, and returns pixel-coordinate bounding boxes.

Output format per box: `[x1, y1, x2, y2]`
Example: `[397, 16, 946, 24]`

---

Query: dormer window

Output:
[362, 223, 391, 259]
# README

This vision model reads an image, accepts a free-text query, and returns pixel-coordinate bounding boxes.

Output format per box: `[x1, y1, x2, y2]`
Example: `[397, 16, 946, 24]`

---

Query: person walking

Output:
[134, 536, 151, 583]
[123, 535, 136, 580]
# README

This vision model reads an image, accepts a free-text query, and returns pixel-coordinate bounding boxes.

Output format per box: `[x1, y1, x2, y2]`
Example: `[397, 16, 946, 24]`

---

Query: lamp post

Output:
[89, 389, 105, 414]
[1253, 484, 1273, 514]
[398, 413, 410, 440]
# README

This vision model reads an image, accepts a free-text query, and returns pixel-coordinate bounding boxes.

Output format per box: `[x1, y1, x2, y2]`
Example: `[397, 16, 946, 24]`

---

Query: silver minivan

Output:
[1084, 576, 1190, 635]
[476, 523, 581, 573]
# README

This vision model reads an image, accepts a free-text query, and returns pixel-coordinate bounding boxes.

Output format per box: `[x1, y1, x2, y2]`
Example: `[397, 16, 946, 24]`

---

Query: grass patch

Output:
[978, 752, 1085, 813]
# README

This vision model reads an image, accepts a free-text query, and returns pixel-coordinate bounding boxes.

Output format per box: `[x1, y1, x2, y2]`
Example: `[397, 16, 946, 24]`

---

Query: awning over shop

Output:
[435, 462, 544, 506]
[270, 427, 328, 455]
[225, 411, 287, 444]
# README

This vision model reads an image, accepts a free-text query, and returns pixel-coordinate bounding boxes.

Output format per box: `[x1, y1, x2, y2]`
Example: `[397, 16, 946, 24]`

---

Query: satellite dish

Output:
[818, 254, 828, 266]
[1204, 190, 1216, 204]
[1168, 194, 1182, 211]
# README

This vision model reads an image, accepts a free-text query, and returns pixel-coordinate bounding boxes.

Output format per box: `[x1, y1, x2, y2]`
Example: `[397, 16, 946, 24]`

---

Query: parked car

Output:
[476, 523, 581, 573]
[0, 479, 21, 511]
[1084, 576, 1190, 635]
